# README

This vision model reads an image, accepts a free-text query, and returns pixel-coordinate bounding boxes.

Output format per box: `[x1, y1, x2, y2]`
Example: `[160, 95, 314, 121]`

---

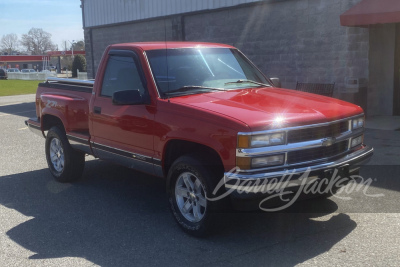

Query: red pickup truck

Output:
[26, 42, 373, 236]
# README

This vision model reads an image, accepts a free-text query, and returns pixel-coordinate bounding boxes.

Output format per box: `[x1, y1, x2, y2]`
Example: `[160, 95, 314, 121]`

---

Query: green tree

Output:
[72, 55, 86, 77]
[71, 40, 85, 51]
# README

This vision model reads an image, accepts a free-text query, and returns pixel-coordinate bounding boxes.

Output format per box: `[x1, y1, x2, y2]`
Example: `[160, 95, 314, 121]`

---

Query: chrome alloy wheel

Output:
[49, 138, 64, 172]
[175, 172, 207, 222]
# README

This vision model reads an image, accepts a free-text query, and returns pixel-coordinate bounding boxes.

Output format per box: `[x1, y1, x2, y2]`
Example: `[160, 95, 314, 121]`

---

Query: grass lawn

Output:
[0, 80, 39, 96]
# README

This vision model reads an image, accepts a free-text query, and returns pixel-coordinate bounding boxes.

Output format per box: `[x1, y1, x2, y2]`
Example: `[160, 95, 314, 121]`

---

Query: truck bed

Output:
[28, 78, 95, 154]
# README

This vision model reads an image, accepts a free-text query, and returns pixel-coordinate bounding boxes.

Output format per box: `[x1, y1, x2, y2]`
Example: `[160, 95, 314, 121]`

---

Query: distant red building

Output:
[0, 51, 85, 70]
[0, 55, 49, 70]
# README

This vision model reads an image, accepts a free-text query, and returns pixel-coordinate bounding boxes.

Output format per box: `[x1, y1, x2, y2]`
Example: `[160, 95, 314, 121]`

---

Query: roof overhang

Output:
[0, 55, 47, 62]
[340, 0, 400, 27]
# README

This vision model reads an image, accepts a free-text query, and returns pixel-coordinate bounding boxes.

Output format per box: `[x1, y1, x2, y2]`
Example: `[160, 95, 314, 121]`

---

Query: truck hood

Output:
[171, 88, 363, 131]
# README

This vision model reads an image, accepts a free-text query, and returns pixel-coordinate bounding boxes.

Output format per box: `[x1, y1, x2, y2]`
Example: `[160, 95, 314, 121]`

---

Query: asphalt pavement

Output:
[0, 94, 399, 267]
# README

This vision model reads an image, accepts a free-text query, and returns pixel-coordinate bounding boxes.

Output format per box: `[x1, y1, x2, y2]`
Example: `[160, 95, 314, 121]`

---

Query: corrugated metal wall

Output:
[83, 0, 262, 27]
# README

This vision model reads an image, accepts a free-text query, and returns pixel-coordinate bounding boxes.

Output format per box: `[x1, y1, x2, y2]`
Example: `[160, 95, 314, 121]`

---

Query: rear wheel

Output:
[45, 126, 85, 183]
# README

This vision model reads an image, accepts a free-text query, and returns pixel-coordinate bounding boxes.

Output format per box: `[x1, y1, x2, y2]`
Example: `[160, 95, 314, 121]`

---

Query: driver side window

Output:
[101, 55, 146, 97]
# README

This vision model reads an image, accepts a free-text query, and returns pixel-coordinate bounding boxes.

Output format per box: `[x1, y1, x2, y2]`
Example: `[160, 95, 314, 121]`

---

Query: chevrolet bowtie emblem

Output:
[321, 137, 336, 147]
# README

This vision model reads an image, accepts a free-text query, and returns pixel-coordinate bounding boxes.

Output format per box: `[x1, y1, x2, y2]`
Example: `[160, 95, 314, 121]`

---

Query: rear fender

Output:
[39, 93, 88, 133]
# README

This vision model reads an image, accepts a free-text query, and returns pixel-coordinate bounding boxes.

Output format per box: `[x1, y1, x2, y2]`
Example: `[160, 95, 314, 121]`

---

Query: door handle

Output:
[94, 106, 101, 114]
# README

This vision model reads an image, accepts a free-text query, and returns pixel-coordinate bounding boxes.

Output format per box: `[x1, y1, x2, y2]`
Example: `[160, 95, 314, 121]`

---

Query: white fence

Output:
[6, 71, 88, 81]
[7, 72, 57, 81]
[77, 70, 88, 80]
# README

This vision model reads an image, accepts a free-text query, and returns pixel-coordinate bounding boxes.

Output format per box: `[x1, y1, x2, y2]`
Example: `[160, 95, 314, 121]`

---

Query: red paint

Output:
[36, 89, 90, 133]
[0, 55, 47, 62]
[171, 87, 362, 132]
[111, 42, 234, 51]
[34, 42, 365, 173]
[340, 0, 400, 26]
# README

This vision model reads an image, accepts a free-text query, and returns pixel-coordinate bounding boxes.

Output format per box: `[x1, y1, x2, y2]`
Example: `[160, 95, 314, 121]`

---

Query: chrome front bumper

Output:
[224, 145, 373, 194]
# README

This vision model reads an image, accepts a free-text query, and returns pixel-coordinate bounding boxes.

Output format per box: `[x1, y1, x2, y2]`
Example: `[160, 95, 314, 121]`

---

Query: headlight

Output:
[251, 154, 285, 168]
[238, 132, 285, 148]
[236, 154, 285, 170]
[352, 117, 364, 129]
[351, 135, 363, 147]
[251, 133, 285, 147]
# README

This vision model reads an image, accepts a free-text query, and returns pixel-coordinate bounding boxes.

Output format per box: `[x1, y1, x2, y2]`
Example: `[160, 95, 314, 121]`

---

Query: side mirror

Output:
[270, 77, 281, 88]
[112, 90, 143, 105]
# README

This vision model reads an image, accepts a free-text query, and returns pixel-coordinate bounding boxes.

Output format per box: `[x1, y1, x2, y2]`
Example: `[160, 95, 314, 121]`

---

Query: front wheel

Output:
[168, 155, 224, 237]
[45, 126, 85, 183]
[174, 171, 208, 224]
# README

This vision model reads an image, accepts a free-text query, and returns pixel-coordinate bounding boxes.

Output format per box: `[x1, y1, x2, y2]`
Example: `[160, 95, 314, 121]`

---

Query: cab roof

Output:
[109, 42, 235, 51]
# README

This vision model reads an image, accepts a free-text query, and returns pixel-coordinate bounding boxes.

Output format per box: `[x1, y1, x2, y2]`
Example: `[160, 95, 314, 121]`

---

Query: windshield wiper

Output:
[164, 86, 226, 96]
[224, 79, 271, 87]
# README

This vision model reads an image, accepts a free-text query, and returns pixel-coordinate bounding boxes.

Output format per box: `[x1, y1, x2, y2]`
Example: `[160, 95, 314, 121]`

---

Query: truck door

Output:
[91, 49, 159, 176]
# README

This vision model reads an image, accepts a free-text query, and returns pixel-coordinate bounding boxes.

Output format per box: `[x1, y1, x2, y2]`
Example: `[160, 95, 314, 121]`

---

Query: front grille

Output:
[287, 140, 348, 164]
[287, 121, 349, 143]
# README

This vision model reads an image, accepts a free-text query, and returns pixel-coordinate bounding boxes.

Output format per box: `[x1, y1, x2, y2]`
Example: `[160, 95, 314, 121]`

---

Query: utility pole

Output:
[68, 40, 75, 58]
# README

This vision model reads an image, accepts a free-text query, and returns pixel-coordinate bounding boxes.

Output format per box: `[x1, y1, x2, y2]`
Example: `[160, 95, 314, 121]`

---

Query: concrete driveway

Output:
[0, 94, 399, 266]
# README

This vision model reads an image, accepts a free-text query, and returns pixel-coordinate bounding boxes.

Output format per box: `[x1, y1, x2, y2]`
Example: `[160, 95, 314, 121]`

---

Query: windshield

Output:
[146, 48, 271, 97]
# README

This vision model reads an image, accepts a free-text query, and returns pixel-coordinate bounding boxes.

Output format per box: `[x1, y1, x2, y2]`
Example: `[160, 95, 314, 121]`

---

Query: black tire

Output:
[168, 155, 226, 237]
[45, 126, 85, 183]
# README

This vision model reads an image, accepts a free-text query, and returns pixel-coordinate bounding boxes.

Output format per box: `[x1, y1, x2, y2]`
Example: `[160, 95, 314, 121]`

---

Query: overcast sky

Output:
[0, 0, 84, 50]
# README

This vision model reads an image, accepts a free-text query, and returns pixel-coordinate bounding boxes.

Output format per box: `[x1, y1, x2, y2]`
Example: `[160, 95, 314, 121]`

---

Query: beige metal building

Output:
[80, 0, 400, 116]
